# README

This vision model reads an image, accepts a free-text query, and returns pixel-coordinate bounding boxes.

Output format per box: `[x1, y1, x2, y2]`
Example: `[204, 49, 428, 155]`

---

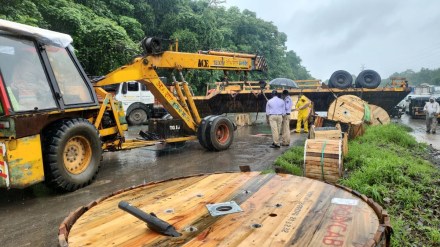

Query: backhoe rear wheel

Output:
[43, 118, 101, 192]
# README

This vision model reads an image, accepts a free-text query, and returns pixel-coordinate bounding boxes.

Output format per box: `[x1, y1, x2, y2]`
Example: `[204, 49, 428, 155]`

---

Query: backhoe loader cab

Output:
[0, 21, 102, 191]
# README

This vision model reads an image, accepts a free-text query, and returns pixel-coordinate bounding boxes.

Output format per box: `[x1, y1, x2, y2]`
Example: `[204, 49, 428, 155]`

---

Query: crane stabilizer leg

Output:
[141, 75, 197, 132]
[179, 71, 201, 125]
[172, 76, 191, 115]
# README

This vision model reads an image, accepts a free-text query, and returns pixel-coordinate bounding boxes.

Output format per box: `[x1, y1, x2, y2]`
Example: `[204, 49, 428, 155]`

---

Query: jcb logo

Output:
[198, 59, 209, 67]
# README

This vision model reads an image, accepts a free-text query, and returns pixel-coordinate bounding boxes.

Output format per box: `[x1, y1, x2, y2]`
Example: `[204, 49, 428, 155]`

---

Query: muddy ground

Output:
[0, 114, 306, 247]
[0, 113, 438, 247]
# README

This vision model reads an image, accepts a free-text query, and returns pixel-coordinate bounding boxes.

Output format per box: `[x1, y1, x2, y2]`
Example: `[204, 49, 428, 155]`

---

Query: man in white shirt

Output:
[423, 96, 440, 134]
[266, 90, 285, 148]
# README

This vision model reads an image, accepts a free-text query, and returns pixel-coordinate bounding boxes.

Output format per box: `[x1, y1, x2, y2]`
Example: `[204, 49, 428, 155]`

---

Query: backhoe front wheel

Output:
[43, 118, 101, 192]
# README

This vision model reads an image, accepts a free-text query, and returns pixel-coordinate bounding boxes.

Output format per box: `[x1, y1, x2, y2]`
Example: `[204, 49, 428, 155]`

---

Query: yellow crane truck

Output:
[0, 20, 267, 191]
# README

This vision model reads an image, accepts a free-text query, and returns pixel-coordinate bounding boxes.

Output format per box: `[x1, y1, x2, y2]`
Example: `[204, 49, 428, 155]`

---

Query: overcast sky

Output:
[224, 0, 440, 80]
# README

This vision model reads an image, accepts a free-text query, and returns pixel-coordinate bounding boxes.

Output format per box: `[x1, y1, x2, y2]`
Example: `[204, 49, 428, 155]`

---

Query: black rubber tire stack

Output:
[355, 70, 381, 89]
[329, 70, 353, 88]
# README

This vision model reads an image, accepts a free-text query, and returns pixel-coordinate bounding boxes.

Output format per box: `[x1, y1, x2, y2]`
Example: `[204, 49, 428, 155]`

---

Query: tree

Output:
[1, 0, 314, 87]
[0, 0, 44, 26]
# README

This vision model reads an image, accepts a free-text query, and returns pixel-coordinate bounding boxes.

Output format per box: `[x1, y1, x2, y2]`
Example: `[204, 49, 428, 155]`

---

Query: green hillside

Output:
[0, 0, 312, 94]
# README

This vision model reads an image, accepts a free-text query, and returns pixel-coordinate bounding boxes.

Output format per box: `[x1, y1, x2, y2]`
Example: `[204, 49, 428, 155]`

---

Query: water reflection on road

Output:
[395, 114, 439, 149]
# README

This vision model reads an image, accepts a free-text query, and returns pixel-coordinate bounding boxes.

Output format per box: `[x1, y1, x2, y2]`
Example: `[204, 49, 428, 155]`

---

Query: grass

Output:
[273, 145, 304, 176]
[273, 124, 440, 246]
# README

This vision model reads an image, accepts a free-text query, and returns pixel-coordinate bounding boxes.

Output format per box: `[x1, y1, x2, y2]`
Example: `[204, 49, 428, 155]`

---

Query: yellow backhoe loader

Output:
[0, 20, 267, 191]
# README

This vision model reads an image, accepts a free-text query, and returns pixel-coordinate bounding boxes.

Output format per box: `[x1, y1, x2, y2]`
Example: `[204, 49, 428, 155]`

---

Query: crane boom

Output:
[95, 45, 267, 132]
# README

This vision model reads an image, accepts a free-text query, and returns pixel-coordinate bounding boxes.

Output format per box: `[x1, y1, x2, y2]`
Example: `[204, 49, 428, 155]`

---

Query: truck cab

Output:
[115, 80, 166, 125]
[408, 95, 440, 119]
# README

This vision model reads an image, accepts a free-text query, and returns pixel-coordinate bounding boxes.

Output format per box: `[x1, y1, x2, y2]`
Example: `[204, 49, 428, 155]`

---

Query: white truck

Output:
[115, 81, 167, 125]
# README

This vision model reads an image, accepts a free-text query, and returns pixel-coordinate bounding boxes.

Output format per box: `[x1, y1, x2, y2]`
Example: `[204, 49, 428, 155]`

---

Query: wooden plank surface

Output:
[65, 172, 383, 247]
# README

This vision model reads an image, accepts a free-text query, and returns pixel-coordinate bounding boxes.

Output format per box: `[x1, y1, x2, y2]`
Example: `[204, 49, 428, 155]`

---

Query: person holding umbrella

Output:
[281, 90, 293, 146]
[266, 90, 285, 148]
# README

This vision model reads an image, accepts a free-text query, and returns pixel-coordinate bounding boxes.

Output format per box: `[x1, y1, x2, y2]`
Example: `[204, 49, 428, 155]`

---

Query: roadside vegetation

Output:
[274, 124, 440, 246]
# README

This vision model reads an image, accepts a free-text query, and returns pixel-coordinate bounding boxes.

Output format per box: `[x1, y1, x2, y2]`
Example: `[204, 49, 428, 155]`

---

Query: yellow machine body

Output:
[0, 135, 44, 189]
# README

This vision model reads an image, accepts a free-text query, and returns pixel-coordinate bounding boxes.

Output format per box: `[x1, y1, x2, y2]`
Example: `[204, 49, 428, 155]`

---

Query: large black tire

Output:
[329, 70, 353, 88]
[197, 115, 215, 150]
[206, 116, 234, 151]
[126, 103, 150, 125]
[42, 118, 102, 192]
[355, 70, 381, 89]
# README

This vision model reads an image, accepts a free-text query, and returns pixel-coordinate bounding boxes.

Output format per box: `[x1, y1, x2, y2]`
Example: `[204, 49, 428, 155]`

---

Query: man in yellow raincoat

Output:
[294, 95, 311, 133]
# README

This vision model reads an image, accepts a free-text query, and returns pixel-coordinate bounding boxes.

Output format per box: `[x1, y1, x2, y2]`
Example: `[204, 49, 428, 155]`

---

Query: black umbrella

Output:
[269, 78, 298, 88]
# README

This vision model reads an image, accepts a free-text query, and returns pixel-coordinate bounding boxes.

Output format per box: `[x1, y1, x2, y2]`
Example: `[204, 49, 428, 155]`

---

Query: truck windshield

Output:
[46, 46, 93, 105]
[0, 35, 57, 112]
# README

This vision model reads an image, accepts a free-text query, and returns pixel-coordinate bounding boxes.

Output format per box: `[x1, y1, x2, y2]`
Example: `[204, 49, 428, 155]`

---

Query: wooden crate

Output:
[348, 121, 366, 139]
[313, 116, 325, 127]
[304, 139, 342, 184]
[342, 132, 349, 156]
[309, 127, 348, 157]
[309, 126, 342, 140]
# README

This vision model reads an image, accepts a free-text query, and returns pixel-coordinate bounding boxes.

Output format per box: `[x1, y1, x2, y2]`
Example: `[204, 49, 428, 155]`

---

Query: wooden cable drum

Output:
[327, 95, 368, 124]
[59, 172, 391, 247]
[304, 139, 342, 184]
[369, 104, 391, 126]
[309, 127, 349, 157]
[235, 113, 251, 126]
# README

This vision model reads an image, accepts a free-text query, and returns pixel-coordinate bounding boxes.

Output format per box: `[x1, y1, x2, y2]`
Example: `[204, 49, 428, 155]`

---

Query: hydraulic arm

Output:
[95, 39, 267, 133]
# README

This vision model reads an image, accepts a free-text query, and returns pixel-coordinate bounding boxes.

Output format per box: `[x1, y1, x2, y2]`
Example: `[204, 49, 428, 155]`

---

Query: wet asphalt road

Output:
[396, 113, 440, 150]
[0, 114, 306, 247]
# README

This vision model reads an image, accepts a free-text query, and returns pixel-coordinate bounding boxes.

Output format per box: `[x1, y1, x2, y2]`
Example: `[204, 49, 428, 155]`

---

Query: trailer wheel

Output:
[197, 115, 215, 150]
[329, 70, 352, 88]
[43, 118, 101, 192]
[127, 103, 150, 125]
[207, 116, 234, 151]
[355, 70, 381, 89]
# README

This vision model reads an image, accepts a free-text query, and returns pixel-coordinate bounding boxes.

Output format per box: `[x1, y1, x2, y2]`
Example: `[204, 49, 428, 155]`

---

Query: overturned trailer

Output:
[193, 83, 411, 117]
